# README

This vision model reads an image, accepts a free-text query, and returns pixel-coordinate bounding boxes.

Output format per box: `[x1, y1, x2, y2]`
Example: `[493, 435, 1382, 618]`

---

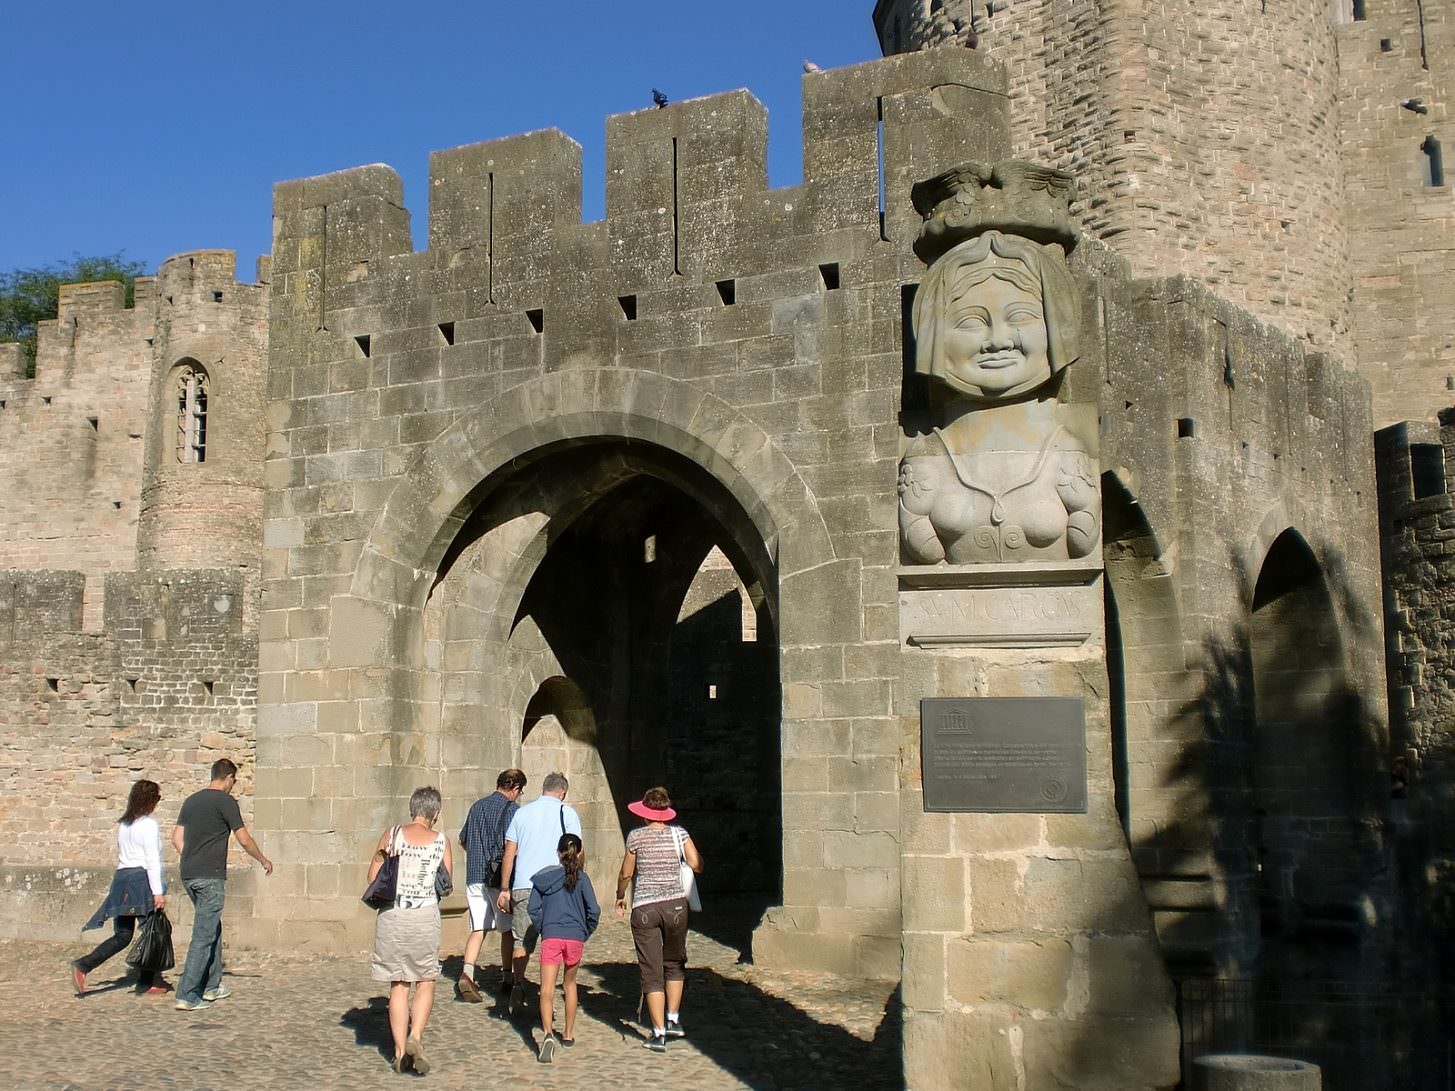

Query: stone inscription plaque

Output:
[921, 697, 1086, 813]
[900, 582, 1099, 648]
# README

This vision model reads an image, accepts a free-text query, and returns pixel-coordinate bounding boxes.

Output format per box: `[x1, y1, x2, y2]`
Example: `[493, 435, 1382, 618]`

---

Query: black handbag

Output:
[362, 827, 401, 910]
[434, 860, 453, 900]
[126, 909, 175, 973]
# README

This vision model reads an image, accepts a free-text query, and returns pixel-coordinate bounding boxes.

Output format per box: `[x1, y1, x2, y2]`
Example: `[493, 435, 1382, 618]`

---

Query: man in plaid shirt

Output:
[455, 768, 526, 1001]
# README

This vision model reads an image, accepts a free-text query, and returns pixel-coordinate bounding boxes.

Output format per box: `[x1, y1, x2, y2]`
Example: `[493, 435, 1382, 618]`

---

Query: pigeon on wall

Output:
[652, 88, 669, 108]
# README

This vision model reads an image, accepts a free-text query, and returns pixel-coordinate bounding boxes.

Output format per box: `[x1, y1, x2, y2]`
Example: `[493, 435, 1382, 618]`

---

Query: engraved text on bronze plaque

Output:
[921, 697, 1087, 813]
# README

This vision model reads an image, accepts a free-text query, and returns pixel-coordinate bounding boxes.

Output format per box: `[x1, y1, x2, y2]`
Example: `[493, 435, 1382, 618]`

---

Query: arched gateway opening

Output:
[421, 438, 783, 914]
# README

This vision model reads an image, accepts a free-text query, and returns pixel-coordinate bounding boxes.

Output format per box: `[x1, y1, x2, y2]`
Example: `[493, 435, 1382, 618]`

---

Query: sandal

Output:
[405, 1037, 429, 1076]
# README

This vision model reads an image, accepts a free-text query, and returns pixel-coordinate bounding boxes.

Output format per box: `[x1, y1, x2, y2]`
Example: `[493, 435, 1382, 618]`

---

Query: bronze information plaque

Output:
[921, 697, 1087, 813]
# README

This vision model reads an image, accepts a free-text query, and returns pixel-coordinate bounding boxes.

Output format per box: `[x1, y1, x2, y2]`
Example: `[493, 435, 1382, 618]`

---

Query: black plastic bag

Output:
[126, 909, 175, 973]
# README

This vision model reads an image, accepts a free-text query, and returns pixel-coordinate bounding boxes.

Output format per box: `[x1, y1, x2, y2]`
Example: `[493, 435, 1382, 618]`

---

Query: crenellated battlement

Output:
[272, 50, 1007, 307]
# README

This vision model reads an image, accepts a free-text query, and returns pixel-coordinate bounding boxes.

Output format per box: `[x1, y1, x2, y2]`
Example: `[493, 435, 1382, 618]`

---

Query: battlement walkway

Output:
[2, 905, 900, 1089]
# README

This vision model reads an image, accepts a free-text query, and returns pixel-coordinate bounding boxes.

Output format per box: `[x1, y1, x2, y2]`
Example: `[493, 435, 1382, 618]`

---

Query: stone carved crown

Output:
[911, 160, 1077, 265]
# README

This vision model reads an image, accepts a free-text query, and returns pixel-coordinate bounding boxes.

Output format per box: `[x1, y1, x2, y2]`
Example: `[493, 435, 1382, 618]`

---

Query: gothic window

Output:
[176, 365, 208, 464]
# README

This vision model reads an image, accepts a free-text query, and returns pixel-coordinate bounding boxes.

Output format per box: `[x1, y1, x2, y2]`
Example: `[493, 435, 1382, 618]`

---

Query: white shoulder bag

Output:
[673, 826, 702, 912]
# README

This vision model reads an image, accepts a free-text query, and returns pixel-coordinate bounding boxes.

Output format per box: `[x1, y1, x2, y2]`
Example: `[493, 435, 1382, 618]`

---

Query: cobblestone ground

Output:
[4, 909, 902, 1090]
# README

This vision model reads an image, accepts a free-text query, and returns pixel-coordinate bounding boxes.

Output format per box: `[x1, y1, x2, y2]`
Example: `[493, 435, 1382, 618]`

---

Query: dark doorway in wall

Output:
[1248, 530, 1362, 971]
[450, 440, 785, 950]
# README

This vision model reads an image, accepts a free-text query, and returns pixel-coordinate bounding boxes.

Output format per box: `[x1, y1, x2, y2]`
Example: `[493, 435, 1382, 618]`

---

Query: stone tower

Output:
[873, 0, 1352, 354]
[136, 250, 269, 572]
[874, 0, 1455, 429]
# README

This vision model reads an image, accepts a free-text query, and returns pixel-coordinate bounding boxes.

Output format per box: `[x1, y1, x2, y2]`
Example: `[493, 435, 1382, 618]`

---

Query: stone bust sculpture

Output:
[898, 162, 1100, 565]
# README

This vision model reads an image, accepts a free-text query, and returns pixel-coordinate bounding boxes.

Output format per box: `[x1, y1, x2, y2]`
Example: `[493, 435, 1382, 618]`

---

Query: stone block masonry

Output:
[876, 0, 1455, 431]
[0, 569, 259, 936]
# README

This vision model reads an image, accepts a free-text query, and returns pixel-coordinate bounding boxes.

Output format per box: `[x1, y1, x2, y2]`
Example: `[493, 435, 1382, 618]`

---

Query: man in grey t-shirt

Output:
[171, 758, 273, 1010]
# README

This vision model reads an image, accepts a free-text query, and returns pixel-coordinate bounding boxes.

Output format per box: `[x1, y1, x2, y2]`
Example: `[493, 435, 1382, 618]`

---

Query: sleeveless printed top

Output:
[627, 824, 690, 908]
[393, 828, 446, 910]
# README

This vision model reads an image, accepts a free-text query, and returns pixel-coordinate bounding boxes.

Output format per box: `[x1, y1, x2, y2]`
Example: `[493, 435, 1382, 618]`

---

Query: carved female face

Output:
[938, 270, 1052, 400]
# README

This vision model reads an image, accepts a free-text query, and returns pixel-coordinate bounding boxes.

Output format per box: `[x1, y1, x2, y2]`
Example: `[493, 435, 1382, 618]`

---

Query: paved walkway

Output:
[4, 910, 901, 1090]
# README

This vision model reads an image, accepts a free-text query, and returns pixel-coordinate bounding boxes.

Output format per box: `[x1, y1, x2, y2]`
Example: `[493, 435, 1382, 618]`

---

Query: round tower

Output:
[873, 0, 1352, 353]
[136, 250, 268, 572]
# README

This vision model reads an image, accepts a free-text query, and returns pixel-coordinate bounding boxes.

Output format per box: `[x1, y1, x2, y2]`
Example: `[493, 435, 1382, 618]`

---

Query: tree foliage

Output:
[0, 253, 148, 377]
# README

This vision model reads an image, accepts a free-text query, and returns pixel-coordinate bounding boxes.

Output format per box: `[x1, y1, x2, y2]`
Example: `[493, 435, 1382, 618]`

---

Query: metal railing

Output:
[1176, 977, 1454, 1091]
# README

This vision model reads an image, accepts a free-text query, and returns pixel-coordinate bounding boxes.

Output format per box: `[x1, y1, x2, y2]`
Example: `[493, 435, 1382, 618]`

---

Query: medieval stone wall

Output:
[137, 251, 270, 572]
[0, 250, 267, 936]
[0, 568, 259, 937]
[0, 283, 153, 626]
[875, 0, 1353, 358]
[1337, 1, 1455, 428]
[1377, 410, 1455, 801]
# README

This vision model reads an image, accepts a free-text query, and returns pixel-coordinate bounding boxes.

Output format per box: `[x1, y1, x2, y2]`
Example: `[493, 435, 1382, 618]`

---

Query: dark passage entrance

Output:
[430, 439, 783, 922]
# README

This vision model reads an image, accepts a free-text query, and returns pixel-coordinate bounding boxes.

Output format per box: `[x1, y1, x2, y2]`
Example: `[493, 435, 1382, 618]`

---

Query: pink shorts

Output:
[539, 937, 584, 967]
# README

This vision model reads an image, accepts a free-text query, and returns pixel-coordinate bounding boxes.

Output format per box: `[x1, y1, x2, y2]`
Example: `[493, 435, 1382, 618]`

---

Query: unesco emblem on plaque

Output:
[920, 697, 1087, 813]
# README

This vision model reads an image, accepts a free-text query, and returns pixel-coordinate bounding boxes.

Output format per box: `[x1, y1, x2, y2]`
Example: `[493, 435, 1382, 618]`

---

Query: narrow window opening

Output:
[176, 365, 208, 464]
[644, 534, 657, 563]
[202, 679, 215, 697]
[1380, 38, 1393, 52]
[165, 295, 173, 305]
[1177, 417, 1197, 439]
[111, 499, 121, 510]
[438, 321, 455, 346]
[619, 295, 638, 321]
[354, 334, 371, 358]
[1124, 130, 1136, 143]
[715, 279, 736, 306]
[212, 291, 223, 303]
[126, 677, 139, 693]
[707, 684, 718, 700]
[1352, 0, 1366, 19]
[486, 172, 496, 304]
[1421, 136, 1445, 187]
[526, 309, 544, 334]
[46, 678, 59, 692]
[0, 400, 7, 409]
[819, 263, 841, 290]
[671, 137, 682, 276]
[41, 396, 52, 405]
[876, 97, 889, 241]
[1411, 443, 1446, 500]
[87, 416, 98, 431]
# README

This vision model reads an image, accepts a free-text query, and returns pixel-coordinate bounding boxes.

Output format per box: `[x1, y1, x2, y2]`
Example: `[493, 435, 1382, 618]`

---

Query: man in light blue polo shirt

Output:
[494, 771, 583, 1013]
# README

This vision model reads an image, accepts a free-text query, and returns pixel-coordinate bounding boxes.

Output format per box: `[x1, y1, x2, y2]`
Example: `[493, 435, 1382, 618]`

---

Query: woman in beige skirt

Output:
[369, 786, 452, 1075]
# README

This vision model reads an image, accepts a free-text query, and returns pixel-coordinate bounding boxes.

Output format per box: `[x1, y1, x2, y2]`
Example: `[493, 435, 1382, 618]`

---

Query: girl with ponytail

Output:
[527, 832, 600, 1063]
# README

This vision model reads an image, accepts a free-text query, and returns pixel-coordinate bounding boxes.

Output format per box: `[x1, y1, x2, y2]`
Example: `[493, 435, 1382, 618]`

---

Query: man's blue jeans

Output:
[177, 878, 225, 1003]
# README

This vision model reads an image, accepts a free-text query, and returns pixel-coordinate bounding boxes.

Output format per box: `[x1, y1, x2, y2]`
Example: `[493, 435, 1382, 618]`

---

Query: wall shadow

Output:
[1111, 531, 1403, 1090]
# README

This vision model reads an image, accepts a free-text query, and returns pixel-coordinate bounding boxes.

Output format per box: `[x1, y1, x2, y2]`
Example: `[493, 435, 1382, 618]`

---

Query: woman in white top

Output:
[368, 785, 452, 1075]
[71, 779, 168, 995]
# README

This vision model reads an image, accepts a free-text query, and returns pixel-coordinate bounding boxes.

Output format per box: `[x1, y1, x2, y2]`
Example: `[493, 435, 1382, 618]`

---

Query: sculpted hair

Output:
[210, 758, 238, 782]
[497, 768, 527, 792]
[912, 230, 1081, 385]
[120, 779, 161, 825]
[557, 833, 584, 891]
[409, 786, 443, 821]
[543, 771, 569, 795]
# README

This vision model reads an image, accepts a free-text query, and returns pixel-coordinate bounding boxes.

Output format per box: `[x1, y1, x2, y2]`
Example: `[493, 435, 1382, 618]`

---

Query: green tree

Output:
[0, 253, 148, 377]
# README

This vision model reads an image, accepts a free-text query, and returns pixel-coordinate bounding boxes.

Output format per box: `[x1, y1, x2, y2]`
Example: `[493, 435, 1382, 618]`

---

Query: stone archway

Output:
[267, 369, 844, 944]
[1247, 527, 1367, 974]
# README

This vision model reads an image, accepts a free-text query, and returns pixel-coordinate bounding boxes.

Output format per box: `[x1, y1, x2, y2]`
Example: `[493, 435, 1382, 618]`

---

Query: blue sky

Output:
[2, 2, 882, 275]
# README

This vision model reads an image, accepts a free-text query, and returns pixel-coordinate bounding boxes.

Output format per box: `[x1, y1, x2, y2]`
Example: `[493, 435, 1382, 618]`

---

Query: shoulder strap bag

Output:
[362, 826, 401, 910]
[673, 826, 702, 912]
